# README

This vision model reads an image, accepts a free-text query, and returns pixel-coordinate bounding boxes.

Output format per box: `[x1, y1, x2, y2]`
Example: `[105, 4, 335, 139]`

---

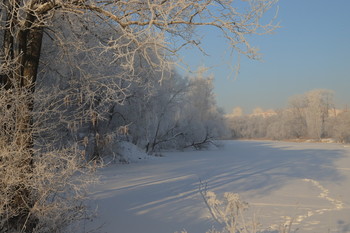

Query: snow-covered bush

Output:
[0, 86, 97, 232]
[0, 148, 96, 232]
[176, 187, 295, 233]
[200, 188, 257, 233]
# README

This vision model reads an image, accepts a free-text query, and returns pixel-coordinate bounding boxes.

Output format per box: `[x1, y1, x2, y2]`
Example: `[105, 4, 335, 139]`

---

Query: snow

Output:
[85, 140, 350, 233]
[104, 141, 152, 164]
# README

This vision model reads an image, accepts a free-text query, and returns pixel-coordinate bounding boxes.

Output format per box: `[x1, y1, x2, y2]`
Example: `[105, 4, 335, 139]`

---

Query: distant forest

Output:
[226, 89, 350, 143]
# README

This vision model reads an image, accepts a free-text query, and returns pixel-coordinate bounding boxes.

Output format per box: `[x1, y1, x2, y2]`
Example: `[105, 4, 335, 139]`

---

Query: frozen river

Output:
[86, 140, 350, 233]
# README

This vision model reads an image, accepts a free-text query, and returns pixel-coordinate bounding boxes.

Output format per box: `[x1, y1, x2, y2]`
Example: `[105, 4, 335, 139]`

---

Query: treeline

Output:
[85, 69, 229, 158]
[36, 34, 229, 161]
[31, 18, 229, 162]
[227, 89, 350, 143]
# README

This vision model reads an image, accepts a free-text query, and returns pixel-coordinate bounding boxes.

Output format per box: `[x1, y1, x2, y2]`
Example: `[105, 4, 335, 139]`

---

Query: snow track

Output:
[278, 179, 345, 229]
[303, 179, 344, 212]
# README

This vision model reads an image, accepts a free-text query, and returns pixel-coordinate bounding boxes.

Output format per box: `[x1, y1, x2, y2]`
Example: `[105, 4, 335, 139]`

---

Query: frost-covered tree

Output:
[327, 110, 350, 143]
[176, 72, 229, 149]
[228, 114, 270, 139]
[112, 69, 228, 152]
[287, 94, 308, 138]
[288, 89, 334, 139]
[265, 110, 302, 140]
[1, 0, 278, 231]
[112, 69, 189, 153]
[304, 89, 333, 139]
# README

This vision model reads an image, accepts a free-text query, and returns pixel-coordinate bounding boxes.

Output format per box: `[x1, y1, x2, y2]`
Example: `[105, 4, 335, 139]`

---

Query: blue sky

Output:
[179, 0, 350, 114]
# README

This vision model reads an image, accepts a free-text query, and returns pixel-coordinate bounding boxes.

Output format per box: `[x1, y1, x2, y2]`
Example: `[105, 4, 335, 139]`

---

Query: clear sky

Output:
[179, 0, 350, 114]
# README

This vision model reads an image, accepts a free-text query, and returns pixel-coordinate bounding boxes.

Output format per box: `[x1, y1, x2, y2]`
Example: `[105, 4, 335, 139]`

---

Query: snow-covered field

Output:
[86, 140, 350, 233]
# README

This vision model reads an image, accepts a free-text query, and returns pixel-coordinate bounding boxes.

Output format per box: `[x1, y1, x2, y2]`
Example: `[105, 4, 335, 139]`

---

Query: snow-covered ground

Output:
[85, 140, 350, 233]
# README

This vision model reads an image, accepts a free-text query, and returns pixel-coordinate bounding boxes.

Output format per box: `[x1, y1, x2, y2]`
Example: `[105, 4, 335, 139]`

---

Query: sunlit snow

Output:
[85, 140, 350, 233]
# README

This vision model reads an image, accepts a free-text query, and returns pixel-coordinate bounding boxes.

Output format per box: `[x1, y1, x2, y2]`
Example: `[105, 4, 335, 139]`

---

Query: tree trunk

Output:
[15, 25, 44, 149]
[1, 6, 44, 230]
[1, 10, 44, 148]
